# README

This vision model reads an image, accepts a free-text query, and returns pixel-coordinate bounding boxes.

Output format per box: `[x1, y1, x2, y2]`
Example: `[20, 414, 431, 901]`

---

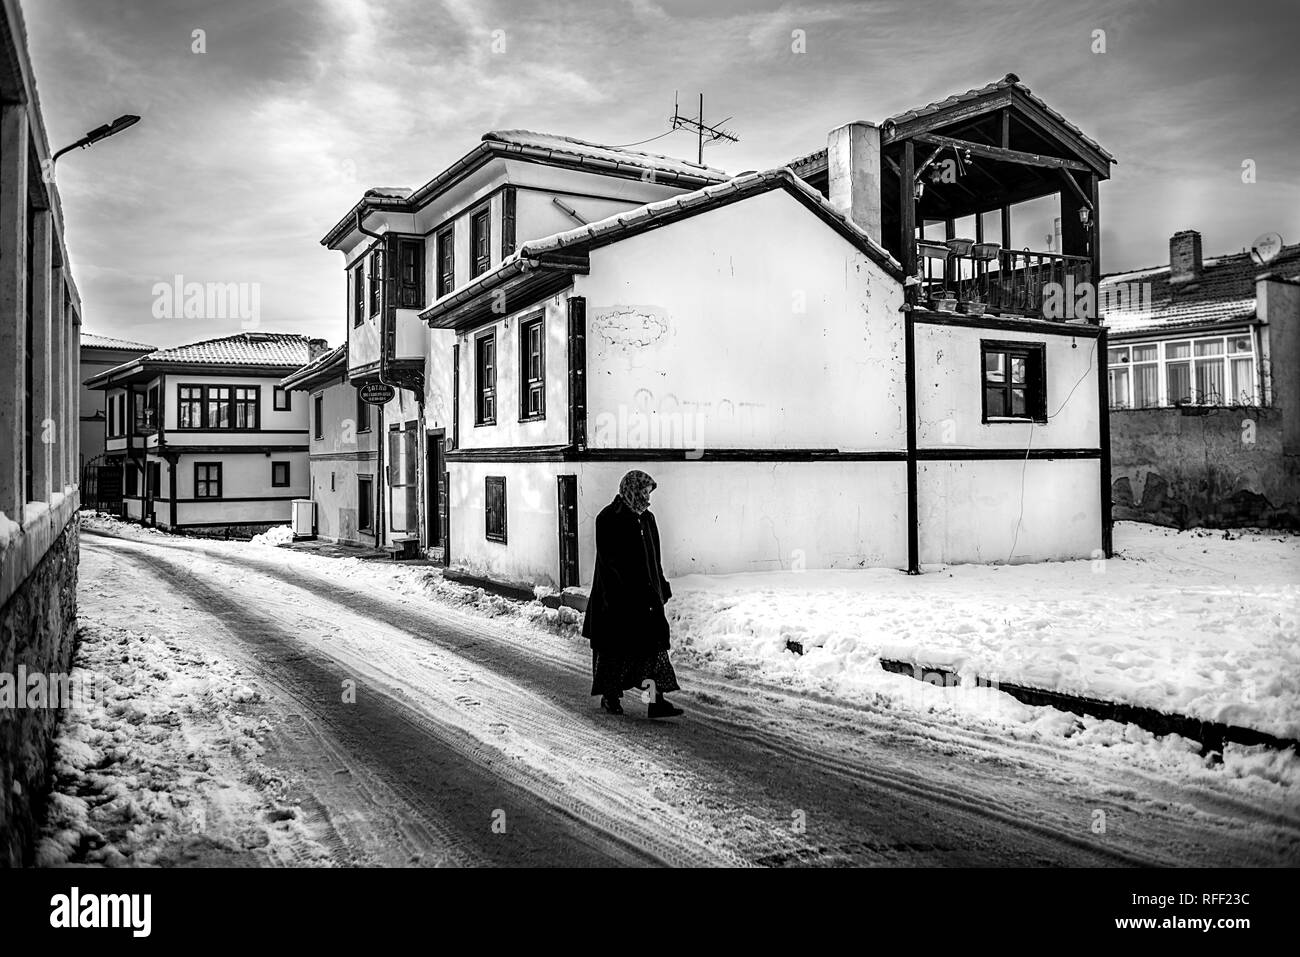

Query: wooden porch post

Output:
[901, 139, 920, 575]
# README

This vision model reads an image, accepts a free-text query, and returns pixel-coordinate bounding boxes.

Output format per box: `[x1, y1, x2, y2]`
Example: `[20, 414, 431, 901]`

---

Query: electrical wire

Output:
[608, 129, 679, 149]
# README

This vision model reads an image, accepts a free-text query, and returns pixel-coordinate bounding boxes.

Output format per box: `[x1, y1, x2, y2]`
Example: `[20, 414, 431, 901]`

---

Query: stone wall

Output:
[1110, 406, 1300, 529]
[0, 519, 78, 867]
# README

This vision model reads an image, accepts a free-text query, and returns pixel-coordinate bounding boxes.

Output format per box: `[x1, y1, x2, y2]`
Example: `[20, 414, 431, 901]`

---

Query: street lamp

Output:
[51, 114, 140, 166]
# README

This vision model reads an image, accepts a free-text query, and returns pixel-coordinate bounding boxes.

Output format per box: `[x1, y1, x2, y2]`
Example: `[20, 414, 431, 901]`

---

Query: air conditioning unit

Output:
[291, 499, 316, 539]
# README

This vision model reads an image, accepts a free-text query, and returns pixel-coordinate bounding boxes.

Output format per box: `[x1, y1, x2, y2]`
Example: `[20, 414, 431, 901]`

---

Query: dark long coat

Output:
[582, 496, 672, 657]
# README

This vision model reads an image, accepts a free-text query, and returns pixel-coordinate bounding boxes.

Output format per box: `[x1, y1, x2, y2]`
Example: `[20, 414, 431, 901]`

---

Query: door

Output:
[557, 474, 579, 589]
[426, 430, 446, 549]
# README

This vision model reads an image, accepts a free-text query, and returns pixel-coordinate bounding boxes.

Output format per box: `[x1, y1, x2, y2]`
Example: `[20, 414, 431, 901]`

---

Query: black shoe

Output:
[647, 698, 683, 719]
[600, 695, 624, 715]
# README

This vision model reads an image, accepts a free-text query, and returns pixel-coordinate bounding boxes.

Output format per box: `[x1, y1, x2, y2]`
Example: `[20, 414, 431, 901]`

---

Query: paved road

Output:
[78, 528, 1300, 867]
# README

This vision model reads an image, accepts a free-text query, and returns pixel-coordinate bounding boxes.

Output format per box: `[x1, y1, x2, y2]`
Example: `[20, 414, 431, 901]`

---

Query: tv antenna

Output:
[670, 92, 739, 166]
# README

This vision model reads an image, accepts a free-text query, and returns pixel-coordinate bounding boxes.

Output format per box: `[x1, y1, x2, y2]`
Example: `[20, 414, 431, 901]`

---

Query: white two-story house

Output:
[84, 332, 326, 535]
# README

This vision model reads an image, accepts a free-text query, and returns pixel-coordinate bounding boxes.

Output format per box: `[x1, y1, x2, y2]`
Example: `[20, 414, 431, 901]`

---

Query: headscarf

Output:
[618, 469, 656, 514]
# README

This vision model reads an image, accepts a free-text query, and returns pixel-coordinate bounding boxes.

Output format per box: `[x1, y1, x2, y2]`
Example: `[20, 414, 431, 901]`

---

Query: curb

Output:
[877, 658, 1299, 756]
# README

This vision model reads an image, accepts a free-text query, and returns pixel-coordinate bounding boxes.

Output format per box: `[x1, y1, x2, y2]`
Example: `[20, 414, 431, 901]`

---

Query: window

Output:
[436, 225, 455, 298]
[519, 314, 545, 420]
[352, 262, 366, 327]
[271, 461, 290, 488]
[397, 238, 424, 308]
[178, 386, 203, 429]
[195, 463, 222, 499]
[273, 386, 291, 411]
[485, 475, 507, 543]
[178, 384, 260, 430]
[1228, 335, 1257, 405]
[356, 389, 371, 433]
[369, 249, 382, 316]
[358, 475, 373, 530]
[313, 393, 324, 440]
[1108, 333, 1257, 408]
[981, 341, 1046, 422]
[475, 331, 496, 425]
[1165, 340, 1192, 405]
[233, 386, 259, 429]
[470, 207, 491, 277]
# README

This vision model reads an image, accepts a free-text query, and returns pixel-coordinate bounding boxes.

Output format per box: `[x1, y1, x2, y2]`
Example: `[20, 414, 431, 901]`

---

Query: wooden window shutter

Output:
[501, 187, 516, 260]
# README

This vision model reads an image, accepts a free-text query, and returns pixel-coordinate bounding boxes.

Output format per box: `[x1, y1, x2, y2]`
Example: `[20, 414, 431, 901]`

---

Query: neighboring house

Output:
[0, 0, 85, 866]
[305, 74, 1114, 590]
[83, 332, 327, 536]
[280, 343, 383, 547]
[78, 332, 153, 485]
[1102, 231, 1300, 528]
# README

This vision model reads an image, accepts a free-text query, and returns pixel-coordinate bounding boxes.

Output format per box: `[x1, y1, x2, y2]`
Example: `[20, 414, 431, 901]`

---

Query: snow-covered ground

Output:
[37, 616, 329, 867]
[73, 514, 1300, 804]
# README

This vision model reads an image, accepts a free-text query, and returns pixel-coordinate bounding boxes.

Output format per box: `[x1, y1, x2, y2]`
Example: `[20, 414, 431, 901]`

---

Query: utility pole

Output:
[670, 92, 738, 165]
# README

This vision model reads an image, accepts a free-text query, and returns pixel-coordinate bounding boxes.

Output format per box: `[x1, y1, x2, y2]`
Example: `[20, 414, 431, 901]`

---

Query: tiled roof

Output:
[1101, 243, 1300, 335]
[80, 332, 155, 351]
[789, 73, 1114, 172]
[145, 332, 319, 367]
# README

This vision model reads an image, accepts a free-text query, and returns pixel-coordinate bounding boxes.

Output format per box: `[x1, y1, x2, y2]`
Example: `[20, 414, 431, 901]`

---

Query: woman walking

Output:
[583, 470, 684, 719]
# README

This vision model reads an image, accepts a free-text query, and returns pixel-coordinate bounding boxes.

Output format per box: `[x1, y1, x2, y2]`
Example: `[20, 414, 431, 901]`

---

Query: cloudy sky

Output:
[23, 0, 1300, 349]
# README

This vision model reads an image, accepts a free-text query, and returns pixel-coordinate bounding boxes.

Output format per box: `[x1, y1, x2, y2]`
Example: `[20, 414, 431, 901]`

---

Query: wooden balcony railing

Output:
[917, 241, 1095, 323]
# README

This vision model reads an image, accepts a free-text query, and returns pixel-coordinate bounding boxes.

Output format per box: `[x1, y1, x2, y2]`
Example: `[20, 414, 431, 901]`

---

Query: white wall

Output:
[914, 323, 1100, 449]
[449, 458, 909, 587]
[574, 188, 906, 452]
[918, 458, 1101, 564]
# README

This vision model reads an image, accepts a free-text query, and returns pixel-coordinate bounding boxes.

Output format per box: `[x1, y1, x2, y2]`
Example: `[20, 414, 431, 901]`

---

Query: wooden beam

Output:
[1058, 168, 1093, 209]
[882, 92, 1014, 145]
[1008, 89, 1111, 178]
[913, 132, 1091, 172]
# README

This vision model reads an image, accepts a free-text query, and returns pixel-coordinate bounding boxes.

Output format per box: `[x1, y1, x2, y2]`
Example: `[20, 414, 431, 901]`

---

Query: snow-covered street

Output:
[39, 517, 1299, 867]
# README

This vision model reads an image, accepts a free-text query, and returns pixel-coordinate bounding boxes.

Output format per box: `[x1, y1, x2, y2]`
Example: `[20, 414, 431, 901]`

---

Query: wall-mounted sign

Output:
[359, 381, 395, 405]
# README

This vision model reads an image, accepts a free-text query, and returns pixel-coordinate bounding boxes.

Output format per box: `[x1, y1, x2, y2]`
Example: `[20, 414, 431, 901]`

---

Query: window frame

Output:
[176, 384, 260, 431]
[194, 462, 223, 499]
[980, 340, 1047, 424]
[475, 329, 497, 426]
[396, 237, 425, 309]
[271, 461, 290, 488]
[368, 249, 383, 317]
[358, 475, 374, 531]
[355, 388, 372, 433]
[1106, 332, 1258, 409]
[273, 385, 291, 411]
[470, 206, 491, 278]
[518, 313, 545, 422]
[313, 393, 324, 440]
[435, 224, 455, 298]
[485, 475, 507, 544]
[352, 261, 366, 327]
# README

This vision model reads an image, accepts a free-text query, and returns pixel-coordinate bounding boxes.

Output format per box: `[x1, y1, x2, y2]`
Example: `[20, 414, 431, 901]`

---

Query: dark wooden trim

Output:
[1097, 326, 1113, 557]
[916, 447, 1101, 461]
[170, 428, 308, 435]
[501, 186, 516, 259]
[913, 310, 1102, 338]
[161, 444, 309, 454]
[174, 494, 300, 504]
[1007, 89, 1112, 178]
[913, 132, 1090, 172]
[451, 342, 460, 450]
[884, 91, 1015, 145]
[309, 450, 379, 462]
[448, 445, 572, 463]
[567, 296, 587, 449]
[900, 139, 917, 298]
[904, 307, 920, 575]
[446, 446, 909, 463]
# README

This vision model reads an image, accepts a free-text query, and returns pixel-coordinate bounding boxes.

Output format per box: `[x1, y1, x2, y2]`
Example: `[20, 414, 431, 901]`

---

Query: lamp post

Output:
[51, 114, 140, 167]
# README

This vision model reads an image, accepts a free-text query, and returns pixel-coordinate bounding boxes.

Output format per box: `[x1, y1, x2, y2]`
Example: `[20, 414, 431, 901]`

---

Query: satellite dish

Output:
[1250, 232, 1283, 265]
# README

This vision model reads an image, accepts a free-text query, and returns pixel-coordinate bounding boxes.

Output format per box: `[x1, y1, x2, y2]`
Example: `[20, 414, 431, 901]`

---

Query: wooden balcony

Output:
[917, 241, 1095, 323]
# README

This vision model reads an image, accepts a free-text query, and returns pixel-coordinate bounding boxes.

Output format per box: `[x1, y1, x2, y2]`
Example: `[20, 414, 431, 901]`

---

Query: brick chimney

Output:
[827, 121, 882, 244]
[308, 337, 329, 361]
[1169, 229, 1203, 285]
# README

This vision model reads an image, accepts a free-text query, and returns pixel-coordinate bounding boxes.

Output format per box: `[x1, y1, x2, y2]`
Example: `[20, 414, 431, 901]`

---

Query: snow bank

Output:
[664, 523, 1300, 739]
[37, 621, 330, 867]
[250, 525, 294, 548]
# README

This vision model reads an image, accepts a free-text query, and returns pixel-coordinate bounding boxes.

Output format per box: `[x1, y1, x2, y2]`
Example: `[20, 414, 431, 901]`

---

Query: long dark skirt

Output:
[590, 647, 680, 698]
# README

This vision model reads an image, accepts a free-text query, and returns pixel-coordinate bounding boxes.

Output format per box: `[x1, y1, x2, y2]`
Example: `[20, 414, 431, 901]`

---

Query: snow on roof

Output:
[1101, 242, 1300, 335]
[481, 129, 729, 182]
[80, 332, 155, 351]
